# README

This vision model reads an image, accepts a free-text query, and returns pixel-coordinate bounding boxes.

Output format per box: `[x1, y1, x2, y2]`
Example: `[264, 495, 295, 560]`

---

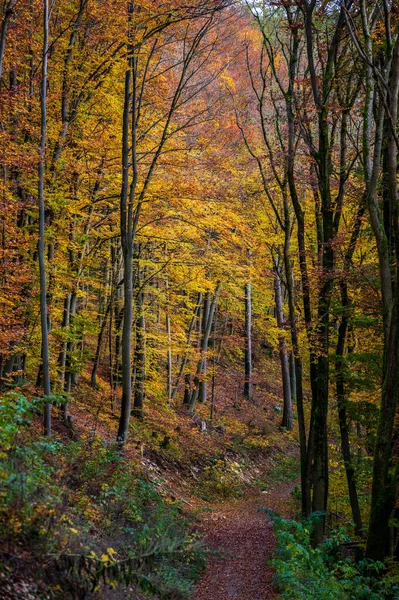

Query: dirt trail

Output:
[193, 483, 294, 600]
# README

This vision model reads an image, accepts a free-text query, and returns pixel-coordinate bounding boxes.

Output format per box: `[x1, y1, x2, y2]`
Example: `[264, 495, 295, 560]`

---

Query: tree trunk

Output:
[366, 27, 399, 560]
[38, 0, 51, 435]
[172, 292, 202, 400]
[210, 299, 218, 421]
[64, 291, 77, 399]
[0, 0, 15, 82]
[273, 260, 292, 430]
[336, 297, 363, 537]
[189, 282, 221, 414]
[166, 301, 172, 403]
[198, 292, 211, 403]
[91, 296, 112, 388]
[116, 61, 133, 442]
[243, 282, 253, 401]
[58, 293, 71, 389]
[132, 289, 145, 419]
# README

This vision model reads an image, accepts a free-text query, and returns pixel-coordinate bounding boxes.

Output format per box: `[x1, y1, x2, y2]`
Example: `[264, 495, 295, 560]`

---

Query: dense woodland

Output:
[1, 0, 399, 598]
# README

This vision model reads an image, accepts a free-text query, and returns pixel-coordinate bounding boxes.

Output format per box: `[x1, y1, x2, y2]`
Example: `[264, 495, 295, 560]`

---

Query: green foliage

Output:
[270, 514, 399, 600]
[198, 458, 244, 500]
[268, 454, 300, 484]
[0, 393, 62, 544]
[0, 394, 205, 598]
[62, 438, 206, 597]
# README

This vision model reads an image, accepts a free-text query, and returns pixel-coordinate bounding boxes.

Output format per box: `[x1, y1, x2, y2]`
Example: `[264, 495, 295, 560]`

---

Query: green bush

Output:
[0, 394, 205, 598]
[270, 513, 399, 600]
[0, 393, 63, 545]
[198, 458, 244, 499]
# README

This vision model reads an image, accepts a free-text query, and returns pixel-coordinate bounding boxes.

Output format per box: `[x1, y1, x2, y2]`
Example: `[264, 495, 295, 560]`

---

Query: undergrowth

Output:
[270, 513, 399, 600]
[197, 457, 244, 500]
[0, 393, 205, 599]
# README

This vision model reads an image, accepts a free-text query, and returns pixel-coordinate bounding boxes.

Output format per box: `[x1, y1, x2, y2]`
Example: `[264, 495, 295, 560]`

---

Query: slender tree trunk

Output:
[189, 282, 221, 414]
[91, 297, 112, 388]
[132, 289, 145, 418]
[302, 3, 347, 544]
[367, 298, 399, 559]
[166, 285, 172, 402]
[367, 29, 399, 560]
[198, 292, 210, 403]
[58, 293, 71, 389]
[210, 299, 218, 421]
[336, 293, 363, 536]
[273, 260, 292, 430]
[183, 373, 191, 405]
[286, 103, 309, 514]
[283, 20, 311, 513]
[39, 0, 51, 435]
[64, 291, 77, 398]
[0, 0, 15, 82]
[243, 281, 253, 401]
[289, 353, 296, 404]
[172, 292, 202, 400]
[117, 60, 133, 442]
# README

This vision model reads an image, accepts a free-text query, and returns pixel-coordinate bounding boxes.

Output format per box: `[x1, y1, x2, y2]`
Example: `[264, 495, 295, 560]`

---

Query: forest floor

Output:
[193, 481, 296, 600]
[0, 356, 299, 599]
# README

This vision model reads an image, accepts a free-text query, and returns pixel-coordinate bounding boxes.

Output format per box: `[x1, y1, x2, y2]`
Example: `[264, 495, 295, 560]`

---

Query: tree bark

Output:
[0, 0, 15, 83]
[366, 23, 399, 560]
[116, 57, 133, 442]
[273, 260, 292, 430]
[198, 292, 211, 403]
[172, 292, 202, 401]
[132, 289, 145, 419]
[189, 282, 221, 414]
[243, 282, 253, 401]
[38, 0, 51, 435]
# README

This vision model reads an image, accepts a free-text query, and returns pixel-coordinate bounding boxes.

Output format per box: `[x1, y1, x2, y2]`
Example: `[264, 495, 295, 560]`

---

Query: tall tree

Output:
[39, 0, 51, 435]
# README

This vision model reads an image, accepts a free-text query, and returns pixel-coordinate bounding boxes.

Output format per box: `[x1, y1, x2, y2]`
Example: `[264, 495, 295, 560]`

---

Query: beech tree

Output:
[116, 0, 232, 442]
[39, 0, 51, 435]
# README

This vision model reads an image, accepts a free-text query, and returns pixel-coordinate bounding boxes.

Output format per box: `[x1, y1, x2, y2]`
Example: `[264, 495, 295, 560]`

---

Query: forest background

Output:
[1, 0, 399, 598]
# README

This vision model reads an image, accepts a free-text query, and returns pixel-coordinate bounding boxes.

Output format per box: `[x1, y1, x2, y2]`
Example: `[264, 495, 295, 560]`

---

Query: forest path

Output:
[193, 482, 294, 600]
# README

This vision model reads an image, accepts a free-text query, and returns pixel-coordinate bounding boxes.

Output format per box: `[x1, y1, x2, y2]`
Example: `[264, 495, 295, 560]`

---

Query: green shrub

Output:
[0, 393, 63, 546]
[270, 513, 399, 600]
[198, 458, 244, 499]
[0, 394, 205, 598]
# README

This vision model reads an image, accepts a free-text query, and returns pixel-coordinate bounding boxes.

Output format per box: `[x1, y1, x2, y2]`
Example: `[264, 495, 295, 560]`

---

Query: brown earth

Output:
[193, 482, 295, 600]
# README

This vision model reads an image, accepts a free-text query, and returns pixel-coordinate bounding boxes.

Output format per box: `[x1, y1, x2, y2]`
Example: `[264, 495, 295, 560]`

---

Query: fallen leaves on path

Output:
[194, 483, 295, 600]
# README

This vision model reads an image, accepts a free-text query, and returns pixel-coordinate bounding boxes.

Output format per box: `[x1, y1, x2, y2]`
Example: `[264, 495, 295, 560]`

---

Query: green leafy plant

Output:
[0, 395, 205, 598]
[198, 458, 244, 499]
[269, 513, 399, 600]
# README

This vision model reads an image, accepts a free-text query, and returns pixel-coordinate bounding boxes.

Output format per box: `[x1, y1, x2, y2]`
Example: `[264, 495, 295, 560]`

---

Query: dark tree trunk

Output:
[243, 282, 253, 401]
[58, 294, 71, 389]
[183, 373, 191, 405]
[273, 260, 292, 430]
[64, 291, 77, 400]
[132, 289, 145, 419]
[0, 0, 15, 82]
[335, 318, 363, 537]
[173, 292, 202, 401]
[91, 297, 112, 388]
[189, 282, 221, 414]
[117, 60, 133, 442]
[366, 28, 399, 560]
[39, 0, 51, 435]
